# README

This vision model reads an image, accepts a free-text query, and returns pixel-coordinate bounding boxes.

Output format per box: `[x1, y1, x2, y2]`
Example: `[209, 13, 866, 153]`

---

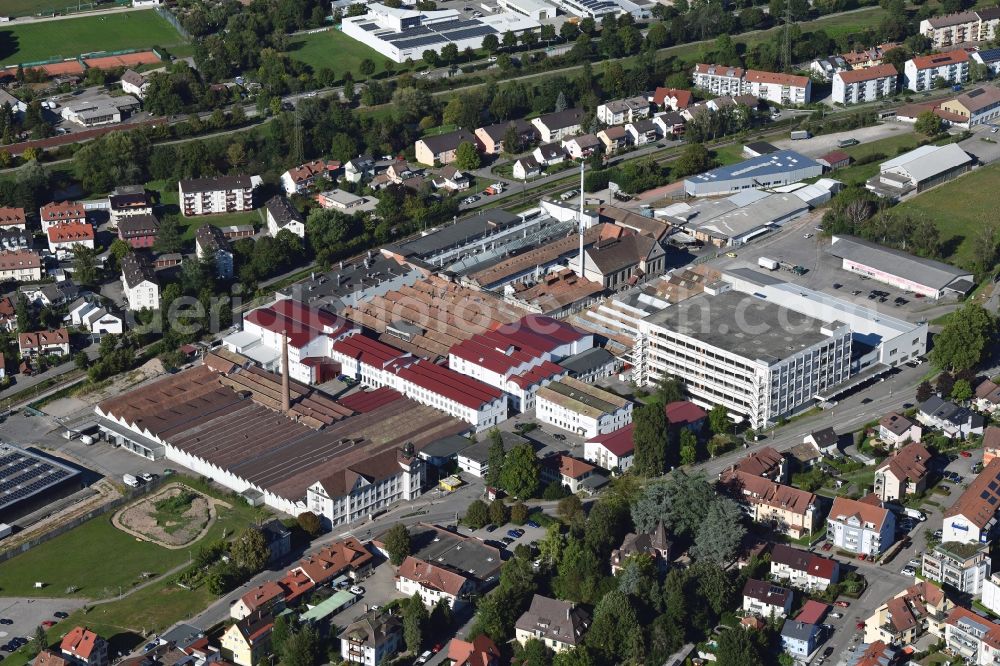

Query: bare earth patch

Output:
[113, 484, 228, 549]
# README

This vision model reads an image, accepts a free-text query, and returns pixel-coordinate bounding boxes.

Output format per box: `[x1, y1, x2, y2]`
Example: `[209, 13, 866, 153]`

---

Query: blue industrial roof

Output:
[686, 150, 821, 183]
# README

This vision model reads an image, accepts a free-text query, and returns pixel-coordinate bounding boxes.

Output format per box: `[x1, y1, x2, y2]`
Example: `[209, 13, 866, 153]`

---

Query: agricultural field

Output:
[285, 28, 396, 81]
[0, 10, 184, 67]
[892, 162, 999, 269]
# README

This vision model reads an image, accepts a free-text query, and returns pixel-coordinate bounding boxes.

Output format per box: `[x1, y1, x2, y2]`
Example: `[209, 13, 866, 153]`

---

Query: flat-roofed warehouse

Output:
[828, 235, 974, 300]
[95, 361, 467, 527]
[342, 3, 539, 63]
[683, 150, 823, 197]
[0, 443, 82, 523]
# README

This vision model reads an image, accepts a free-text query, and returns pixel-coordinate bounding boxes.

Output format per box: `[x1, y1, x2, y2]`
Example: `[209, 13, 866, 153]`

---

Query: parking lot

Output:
[711, 211, 960, 323]
[0, 598, 87, 658]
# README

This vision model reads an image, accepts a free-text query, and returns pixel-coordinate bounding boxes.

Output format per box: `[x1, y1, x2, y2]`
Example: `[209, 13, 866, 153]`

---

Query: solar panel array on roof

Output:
[0, 445, 79, 512]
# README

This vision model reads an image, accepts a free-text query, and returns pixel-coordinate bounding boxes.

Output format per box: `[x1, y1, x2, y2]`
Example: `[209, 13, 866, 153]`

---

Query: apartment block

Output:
[832, 64, 898, 105]
[903, 50, 970, 92]
[179, 176, 256, 216]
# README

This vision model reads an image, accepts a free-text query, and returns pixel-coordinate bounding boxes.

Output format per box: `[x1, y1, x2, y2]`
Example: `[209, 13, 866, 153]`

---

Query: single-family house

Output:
[338, 610, 402, 666]
[474, 119, 537, 155]
[281, 159, 341, 194]
[742, 579, 793, 618]
[446, 636, 500, 666]
[344, 155, 376, 184]
[625, 118, 658, 146]
[512, 155, 542, 180]
[265, 196, 305, 238]
[230, 581, 287, 621]
[879, 412, 922, 447]
[975, 380, 1000, 414]
[514, 595, 590, 653]
[220, 611, 273, 666]
[874, 442, 932, 502]
[651, 87, 693, 111]
[781, 621, 821, 659]
[918, 396, 985, 439]
[562, 134, 601, 159]
[291, 538, 375, 585]
[66, 298, 123, 337]
[59, 627, 109, 666]
[597, 126, 629, 153]
[533, 142, 566, 167]
[651, 111, 685, 138]
[985, 426, 1000, 466]
[769, 544, 840, 592]
[19, 328, 70, 358]
[610, 521, 671, 574]
[730, 446, 787, 482]
[540, 453, 601, 494]
[395, 556, 478, 611]
[415, 129, 476, 166]
[531, 109, 584, 143]
[120, 69, 150, 98]
[433, 165, 472, 191]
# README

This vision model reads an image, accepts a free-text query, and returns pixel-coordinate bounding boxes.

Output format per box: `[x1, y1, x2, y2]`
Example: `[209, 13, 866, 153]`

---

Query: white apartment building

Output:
[179, 175, 256, 216]
[120, 253, 160, 311]
[692, 63, 745, 96]
[919, 9, 1000, 48]
[0, 250, 42, 282]
[832, 64, 899, 104]
[827, 496, 895, 556]
[769, 544, 840, 592]
[922, 542, 991, 596]
[744, 70, 812, 105]
[904, 50, 970, 91]
[944, 606, 1000, 665]
[742, 579, 793, 619]
[535, 377, 633, 439]
[980, 573, 1000, 616]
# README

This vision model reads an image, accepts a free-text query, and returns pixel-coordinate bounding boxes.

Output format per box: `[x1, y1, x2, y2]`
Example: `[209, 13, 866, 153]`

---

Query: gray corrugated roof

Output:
[828, 235, 971, 291]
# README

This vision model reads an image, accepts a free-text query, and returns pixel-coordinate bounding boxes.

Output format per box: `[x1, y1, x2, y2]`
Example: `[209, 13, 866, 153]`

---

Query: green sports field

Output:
[0, 10, 185, 67]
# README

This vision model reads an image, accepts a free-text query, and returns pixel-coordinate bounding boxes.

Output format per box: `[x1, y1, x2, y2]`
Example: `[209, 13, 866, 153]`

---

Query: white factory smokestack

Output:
[578, 161, 585, 278]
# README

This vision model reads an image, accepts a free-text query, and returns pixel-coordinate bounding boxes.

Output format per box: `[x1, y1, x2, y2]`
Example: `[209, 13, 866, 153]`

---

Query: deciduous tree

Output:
[231, 526, 269, 574]
[384, 522, 411, 565]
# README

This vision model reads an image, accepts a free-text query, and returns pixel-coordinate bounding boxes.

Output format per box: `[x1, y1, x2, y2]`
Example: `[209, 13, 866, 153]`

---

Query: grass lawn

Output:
[891, 162, 1000, 269]
[1, 0, 72, 17]
[819, 129, 924, 186]
[711, 144, 745, 167]
[285, 28, 396, 81]
[0, 10, 186, 67]
[0, 478, 262, 598]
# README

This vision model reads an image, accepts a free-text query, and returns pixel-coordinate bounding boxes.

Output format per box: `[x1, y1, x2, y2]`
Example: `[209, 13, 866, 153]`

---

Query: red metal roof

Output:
[664, 401, 707, 427]
[394, 359, 503, 409]
[450, 315, 587, 375]
[332, 334, 407, 366]
[271, 298, 346, 332]
[910, 49, 969, 69]
[507, 360, 566, 389]
[338, 387, 404, 413]
[586, 424, 635, 457]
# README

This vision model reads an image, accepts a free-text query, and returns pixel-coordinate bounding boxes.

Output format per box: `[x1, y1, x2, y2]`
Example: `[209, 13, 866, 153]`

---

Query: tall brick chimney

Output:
[281, 331, 291, 413]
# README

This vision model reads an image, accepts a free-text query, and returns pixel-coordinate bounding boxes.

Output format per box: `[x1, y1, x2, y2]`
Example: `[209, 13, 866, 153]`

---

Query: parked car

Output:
[829, 612, 843, 619]
[961, 451, 972, 458]
[0, 620, 10, 626]
[416, 650, 433, 664]
[485, 524, 498, 532]
[53, 612, 69, 619]
[908, 558, 921, 567]
[349, 585, 365, 595]
[834, 601, 850, 608]
[856, 622, 865, 630]
[526, 520, 540, 529]
[901, 566, 916, 576]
